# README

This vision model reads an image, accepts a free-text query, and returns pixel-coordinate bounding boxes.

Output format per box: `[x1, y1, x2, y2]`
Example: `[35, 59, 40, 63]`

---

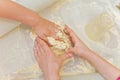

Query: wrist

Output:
[83, 50, 96, 60]
[32, 16, 45, 32]
[20, 11, 41, 28]
[81, 49, 94, 59]
[44, 71, 60, 80]
[30, 13, 41, 28]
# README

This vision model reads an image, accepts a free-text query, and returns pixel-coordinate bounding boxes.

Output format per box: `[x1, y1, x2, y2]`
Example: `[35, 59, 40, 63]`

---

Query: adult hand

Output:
[0, 0, 59, 41]
[33, 18, 60, 41]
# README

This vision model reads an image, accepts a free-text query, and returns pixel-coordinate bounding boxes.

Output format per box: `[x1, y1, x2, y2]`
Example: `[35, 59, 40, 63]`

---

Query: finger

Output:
[60, 53, 73, 62]
[38, 34, 48, 42]
[47, 24, 59, 37]
[33, 47, 40, 62]
[36, 37, 49, 48]
[36, 37, 46, 54]
[33, 48, 43, 69]
[47, 31, 60, 43]
[34, 41, 44, 68]
[35, 37, 45, 60]
[64, 25, 79, 43]
[52, 24, 60, 34]
[65, 48, 75, 54]
[36, 37, 52, 54]
[34, 39, 40, 53]
[34, 41, 42, 58]
[36, 37, 56, 57]
[38, 34, 52, 47]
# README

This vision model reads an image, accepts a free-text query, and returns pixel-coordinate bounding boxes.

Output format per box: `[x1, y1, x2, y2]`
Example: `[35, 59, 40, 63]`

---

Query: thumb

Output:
[60, 53, 73, 62]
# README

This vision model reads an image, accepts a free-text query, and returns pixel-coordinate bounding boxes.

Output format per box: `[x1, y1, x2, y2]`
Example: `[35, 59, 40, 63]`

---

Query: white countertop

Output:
[0, 0, 120, 80]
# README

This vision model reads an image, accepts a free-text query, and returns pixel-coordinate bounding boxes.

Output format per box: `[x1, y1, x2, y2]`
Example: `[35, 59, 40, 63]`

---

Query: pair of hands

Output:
[33, 26, 91, 80]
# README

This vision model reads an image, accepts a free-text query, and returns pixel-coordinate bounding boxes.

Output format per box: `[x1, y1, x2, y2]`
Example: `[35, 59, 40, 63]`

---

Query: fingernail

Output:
[67, 53, 73, 57]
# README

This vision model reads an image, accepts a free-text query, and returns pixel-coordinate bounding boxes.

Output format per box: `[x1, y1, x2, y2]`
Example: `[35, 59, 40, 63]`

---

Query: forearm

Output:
[0, 0, 42, 27]
[85, 50, 120, 80]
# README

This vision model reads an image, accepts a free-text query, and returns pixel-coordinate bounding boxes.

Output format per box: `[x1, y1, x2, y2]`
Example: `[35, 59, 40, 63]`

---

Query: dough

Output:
[30, 26, 72, 56]
[47, 27, 72, 56]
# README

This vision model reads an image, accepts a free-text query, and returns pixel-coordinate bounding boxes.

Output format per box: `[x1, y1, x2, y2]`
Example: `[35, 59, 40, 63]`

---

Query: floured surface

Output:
[85, 13, 114, 41]
[0, 0, 120, 80]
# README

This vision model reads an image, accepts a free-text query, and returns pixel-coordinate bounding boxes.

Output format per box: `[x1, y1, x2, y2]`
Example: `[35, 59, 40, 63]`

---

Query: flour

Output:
[12, 64, 42, 80]
[85, 13, 114, 41]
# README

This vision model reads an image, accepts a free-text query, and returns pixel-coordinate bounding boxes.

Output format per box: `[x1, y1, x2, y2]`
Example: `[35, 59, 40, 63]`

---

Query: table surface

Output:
[0, 0, 120, 80]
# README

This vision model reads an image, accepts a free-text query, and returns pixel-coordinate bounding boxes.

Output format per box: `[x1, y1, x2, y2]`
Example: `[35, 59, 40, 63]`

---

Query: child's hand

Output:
[33, 37, 72, 80]
[33, 19, 59, 41]
[65, 26, 120, 80]
[65, 26, 92, 59]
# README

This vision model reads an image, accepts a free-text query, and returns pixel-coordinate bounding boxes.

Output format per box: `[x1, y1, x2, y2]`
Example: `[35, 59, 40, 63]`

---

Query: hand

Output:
[65, 26, 92, 59]
[65, 26, 120, 80]
[0, 0, 59, 40]
[33, 18, 60, 41]
[33, 37, 72, 80]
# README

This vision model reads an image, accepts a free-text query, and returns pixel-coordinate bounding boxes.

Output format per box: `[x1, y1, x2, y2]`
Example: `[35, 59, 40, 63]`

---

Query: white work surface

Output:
[0, 0, 120, 80]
